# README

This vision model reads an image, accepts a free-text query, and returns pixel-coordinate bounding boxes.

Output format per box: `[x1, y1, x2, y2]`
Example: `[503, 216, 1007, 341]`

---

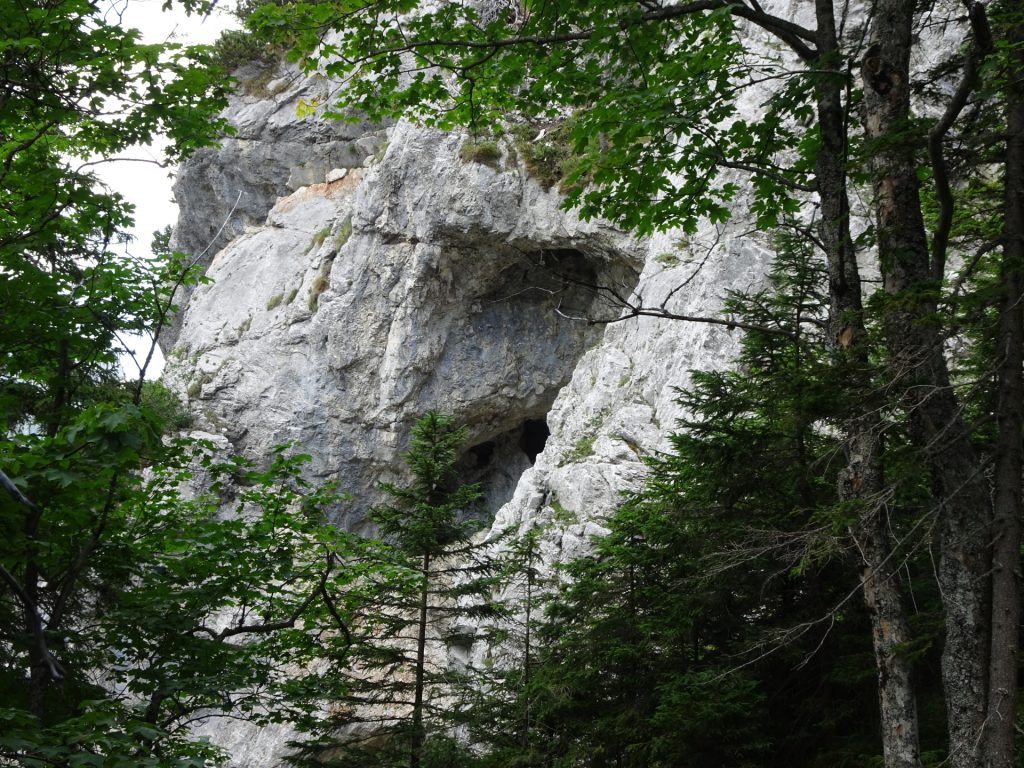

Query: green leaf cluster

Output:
[0, 1, 362, 762]
[247, 0, 819, 235]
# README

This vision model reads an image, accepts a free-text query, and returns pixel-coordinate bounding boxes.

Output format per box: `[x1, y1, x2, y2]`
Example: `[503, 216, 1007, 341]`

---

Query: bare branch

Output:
[1, 468, 36, 508]
[534, 255, 796, 336]
[600, 304, 793, 335]
[0, 564, 66, 682]
[927, 2, 993, 281]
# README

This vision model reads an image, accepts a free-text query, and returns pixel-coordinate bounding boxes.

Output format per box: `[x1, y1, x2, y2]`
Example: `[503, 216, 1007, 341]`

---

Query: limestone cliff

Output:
[165, 57, 771, 764]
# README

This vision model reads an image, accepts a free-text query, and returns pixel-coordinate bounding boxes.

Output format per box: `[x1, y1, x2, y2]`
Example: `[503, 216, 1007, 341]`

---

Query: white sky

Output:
[102, 0, 236, 248]
[97, 0, 238, 379]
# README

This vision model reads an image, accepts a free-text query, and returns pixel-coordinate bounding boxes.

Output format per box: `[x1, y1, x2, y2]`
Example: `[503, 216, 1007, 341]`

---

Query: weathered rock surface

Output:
[164, 59, 388, 348]
[166, 116, 655, 532]
[167, 59, 771, 765]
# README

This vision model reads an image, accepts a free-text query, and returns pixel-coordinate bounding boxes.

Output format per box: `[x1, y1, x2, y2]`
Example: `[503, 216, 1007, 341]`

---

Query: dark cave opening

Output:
[519, 419, 550, 465]
[459, 417, 552, 520]
[470, 440, 496, 468]
[435, 239, 640, 526]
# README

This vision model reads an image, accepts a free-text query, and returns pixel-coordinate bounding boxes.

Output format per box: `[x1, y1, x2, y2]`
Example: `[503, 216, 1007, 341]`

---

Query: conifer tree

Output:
[498, 237, 940, 767]
[290, 412, 502, 768]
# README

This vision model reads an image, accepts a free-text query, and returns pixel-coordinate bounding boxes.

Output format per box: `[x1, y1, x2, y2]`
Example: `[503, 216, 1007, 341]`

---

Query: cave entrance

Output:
[459, 417, 551, 521]
[519, 419, 550, 464]
[432, 239, 640, 528]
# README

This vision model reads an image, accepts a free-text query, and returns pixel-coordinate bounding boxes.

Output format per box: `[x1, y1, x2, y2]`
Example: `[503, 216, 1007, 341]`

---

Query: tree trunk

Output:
[522, 558, 534, 748]
[411, 553, 430, 768]
[813, 2, 922, 765]
[984, 15, 1024, 767]
[861, 2, 992, 765]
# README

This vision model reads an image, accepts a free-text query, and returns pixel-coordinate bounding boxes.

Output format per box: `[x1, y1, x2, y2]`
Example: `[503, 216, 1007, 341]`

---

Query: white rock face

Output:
[163, 59, 389, 348]
[167, 117, 656, 532]
[166, 60, 771, 766]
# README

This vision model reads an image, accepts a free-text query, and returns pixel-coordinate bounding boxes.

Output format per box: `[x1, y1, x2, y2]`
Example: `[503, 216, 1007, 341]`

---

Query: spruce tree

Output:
[290, 412, 502, 768]
[497, 236, 935, 767]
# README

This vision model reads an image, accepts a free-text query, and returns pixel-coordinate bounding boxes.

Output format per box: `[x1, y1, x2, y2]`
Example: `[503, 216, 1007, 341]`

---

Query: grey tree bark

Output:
[813, 2, 922, 764]
[410, 552, 430, 768]
[984, 13, 1024, 767]
[860, 2, 993, 765]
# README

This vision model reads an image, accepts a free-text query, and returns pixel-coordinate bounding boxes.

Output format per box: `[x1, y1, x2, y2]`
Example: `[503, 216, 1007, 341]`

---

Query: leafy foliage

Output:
[247, 0, 823, 235]
[0, 0, 230, 436]
[1, 439, 360, 765]
[0, 0, 371, 763]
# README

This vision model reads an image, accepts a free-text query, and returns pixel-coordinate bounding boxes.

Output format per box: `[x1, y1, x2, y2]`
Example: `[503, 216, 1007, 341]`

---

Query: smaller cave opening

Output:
[469, 440, 496, 468]
[459, 417, 552, 522]
[519, 419, 550, 465]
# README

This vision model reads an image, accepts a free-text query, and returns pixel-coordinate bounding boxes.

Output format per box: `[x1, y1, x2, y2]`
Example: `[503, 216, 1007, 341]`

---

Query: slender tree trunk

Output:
[813, 3, 922, 765]
[861, 3, 992, 765]
[411, 553, 430, 768]
[984, 16, 1024, 767]
[26, 620, 49, 720]
[23, 493, 48, 720]
[522, 560, 533, 748]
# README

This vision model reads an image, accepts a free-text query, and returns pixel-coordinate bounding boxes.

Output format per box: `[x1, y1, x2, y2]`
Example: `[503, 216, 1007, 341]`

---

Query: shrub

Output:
[209, 29, 278, 74]
[561, 434, 596, 465]
[459, 139, 502, 169]
[242, 68, 278, 98]
[308, 257, 334, 311]
[140, 380, 191, 430]
[334, 219, 353, 250]
[510, 118, 595, 193]
[305, 226, 331, 255]
[186, 372, 213, 400]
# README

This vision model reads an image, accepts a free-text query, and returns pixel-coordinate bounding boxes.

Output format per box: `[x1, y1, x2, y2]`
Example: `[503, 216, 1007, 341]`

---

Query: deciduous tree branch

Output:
[927, 1, 992, 282]
[349, 1, 818, 64]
